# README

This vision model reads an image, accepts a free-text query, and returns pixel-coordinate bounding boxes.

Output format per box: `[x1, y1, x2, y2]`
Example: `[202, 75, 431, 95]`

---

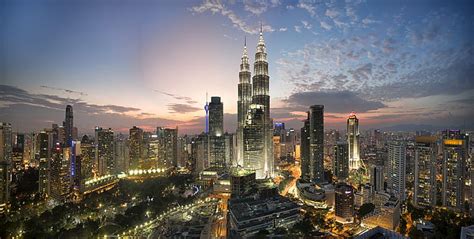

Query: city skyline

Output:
[1, 0, 473, 135]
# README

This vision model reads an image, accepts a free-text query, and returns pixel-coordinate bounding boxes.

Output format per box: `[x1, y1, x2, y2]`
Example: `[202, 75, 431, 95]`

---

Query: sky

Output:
[1, 0, 473, 135]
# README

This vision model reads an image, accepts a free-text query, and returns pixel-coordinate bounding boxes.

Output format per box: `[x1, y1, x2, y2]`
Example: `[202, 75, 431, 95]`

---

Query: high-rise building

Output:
[38, 131, 50, 196]
[49, 143, 64, 201]
[95, 127, 114, 175]
[335, 182, 354, 223]
[414, 136, 438, 207]
[347, 112, 361, 170]
[243, 104, 266, 178]
[80, 135, 95, 180]
[208, 96, 226, 169]
[388, 141, 406, 201]
[301, 116, 310, 181]
[442, 136, 467, 210]
[209, 96, 223, 137]
[64, 105, 74, 146]
[0, 123, 12, 214]
[334, 141, 349, 181]
[370, 165, 384, 192]
[301, 105, 325, 183]
[237, 38, 252, 167]
[114, 136, 129, 172]
[129, 126, 143, 169]
[157, 127, 178, 168]
[251, 27, 273, 179]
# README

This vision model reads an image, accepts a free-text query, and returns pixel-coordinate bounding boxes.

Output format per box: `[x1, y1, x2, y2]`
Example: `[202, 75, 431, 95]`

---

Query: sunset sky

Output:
[1, 0, 473, 134]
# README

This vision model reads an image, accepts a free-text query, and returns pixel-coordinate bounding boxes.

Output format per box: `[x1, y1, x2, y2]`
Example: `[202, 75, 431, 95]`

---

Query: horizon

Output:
[1, 0, 473, 134]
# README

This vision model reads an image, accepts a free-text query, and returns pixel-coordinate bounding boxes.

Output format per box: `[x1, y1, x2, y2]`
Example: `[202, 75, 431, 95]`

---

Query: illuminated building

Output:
[442, 136, 467, 210]
[224, 133, 235, 167]
[301, 105, 324, 183]
[64, 105, 74, 146]
[301, 116, 310, 181]
[157, 127, 178, 168]
[414, 136, 438, 207]
[370, 165, 384, 193]
[95, 127, 114, 175]
[229, 194, 300, 238]
[12, 133, 24, 171]
[49, 143, 63, 200]
[388, 141, 406, 201]
[38, 131, 50, 196]
[251, 27, 273, 179]
[362, 197, 400, 231]
[335, 182, 354, 223]
[129, 126, 143, 169]
[0, 123, 12, 214]
[80, 135, 95, 180]
[334, 141, 349, 181]
[208, 96, 226, 169]
[209, 96, 223, 137]
[243, 104, 265, 178]
[237, 37, 252, 167]
[230, 169, 256, 198]
[347, 112, 361, 170]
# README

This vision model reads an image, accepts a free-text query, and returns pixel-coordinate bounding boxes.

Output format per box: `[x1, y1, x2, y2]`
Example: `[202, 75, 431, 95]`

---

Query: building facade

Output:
[347, 112, 361, 171]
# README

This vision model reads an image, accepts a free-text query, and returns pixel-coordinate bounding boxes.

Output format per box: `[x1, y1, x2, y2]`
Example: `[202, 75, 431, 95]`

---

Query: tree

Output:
[358, 203, 375, 218]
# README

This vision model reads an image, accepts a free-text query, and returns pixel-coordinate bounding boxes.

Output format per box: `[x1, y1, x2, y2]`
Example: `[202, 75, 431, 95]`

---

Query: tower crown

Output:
[257, 24, 266, 54]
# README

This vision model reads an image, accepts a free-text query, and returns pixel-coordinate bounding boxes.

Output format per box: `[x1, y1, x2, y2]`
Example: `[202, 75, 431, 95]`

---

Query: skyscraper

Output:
[157, 127, 178, 168]
[300, 115, 310, 181]
[243, 104, 265, 178]
[414, 136, 437, 207]
[80, 135, 95, 180]
[64, 105, 74, 146]
[0, 123, 12, 214]
[209, 96, 223, 137]
[442, 136, 467, 210]
[309, 105, 324, 183]
[334, 141, 349, 181]
[237, 37, 252, 167]
[129, 126, 143, 169]
[388, 141, 406, 201]
[95, 127, 114, 175]
[370, 165, 384, 193]
[347, 112, 361, 171]
[335, 182, 354, 223]
[251, 27, 273, 179]
[38, 131, 50, 196]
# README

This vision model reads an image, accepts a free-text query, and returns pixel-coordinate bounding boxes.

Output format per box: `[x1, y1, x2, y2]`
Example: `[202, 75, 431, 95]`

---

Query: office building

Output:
[64, 105, 74, 146]
[334, 141, 349, 181]
[414, 136, 437, 207]
[301, 105, 324, 183]
[370, 165, 384, 192]
[388, 141, 406, 201]
[347, 112, 361, 170]
[129, 126, 143, 169]
[80, 135, 95, 180]
[95, 127, 114, 175]
[237, 38, 252, 167]
[335, 182, 354, 223]
[0, 123, 12, 214]
[243, 104, 265, 178]
[157, 127, 178, 168]
[38, 131, 50, 196]
[209, 96, 223, 137]
[443, 136, 467, 210]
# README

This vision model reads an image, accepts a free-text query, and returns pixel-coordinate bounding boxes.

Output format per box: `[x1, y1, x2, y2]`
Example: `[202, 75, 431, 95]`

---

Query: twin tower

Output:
[236, 28, 273, 179]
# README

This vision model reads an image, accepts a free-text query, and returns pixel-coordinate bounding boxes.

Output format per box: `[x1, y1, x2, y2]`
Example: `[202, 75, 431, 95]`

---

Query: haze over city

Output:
[2, 0, 473, 134]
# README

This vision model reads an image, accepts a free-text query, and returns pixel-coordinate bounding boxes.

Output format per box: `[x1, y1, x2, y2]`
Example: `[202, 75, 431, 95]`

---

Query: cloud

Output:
[325, 9, 339, 19]
[361, 17, 378, 26]
[320, 21, 332, 30]
[348, 63, 372, 82]
[190, 0, 274, 34]
[40, 85, 87, 96]
[285, 90, 386, 113]
[0, 85, 181, 133]
[297, 0, 317, 17]
[279, 27, 287, 32]
[301, 20, 312, 29]
[243, 0, 281, 15]
[155, 90, 198, 104]
[294, 25, 302, 33]
[167, 103, 202, 114]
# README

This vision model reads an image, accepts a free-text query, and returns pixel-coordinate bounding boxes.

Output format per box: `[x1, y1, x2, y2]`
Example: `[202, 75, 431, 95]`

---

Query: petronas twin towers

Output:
[236, 28, 273, 179]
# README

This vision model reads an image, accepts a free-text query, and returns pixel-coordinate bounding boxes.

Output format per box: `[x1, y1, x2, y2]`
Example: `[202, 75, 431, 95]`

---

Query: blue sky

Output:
[1, 0, 473, 134]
